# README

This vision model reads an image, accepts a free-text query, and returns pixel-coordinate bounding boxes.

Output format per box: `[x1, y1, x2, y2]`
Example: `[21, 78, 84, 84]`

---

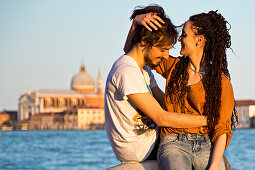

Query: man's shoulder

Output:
[113, 55, 139, 74]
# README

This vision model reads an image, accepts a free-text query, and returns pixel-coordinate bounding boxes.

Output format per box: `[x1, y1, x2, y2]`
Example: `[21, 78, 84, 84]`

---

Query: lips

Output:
[156, 58, 161, 63]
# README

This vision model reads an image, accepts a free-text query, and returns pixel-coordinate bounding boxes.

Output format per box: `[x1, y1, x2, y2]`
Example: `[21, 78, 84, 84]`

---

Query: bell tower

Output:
[97, 71, 103, 95]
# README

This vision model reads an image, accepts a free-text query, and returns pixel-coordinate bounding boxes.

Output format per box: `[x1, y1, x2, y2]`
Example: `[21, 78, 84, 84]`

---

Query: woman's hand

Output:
[133, 12, 165, 31]
[124, 12, 165, 53]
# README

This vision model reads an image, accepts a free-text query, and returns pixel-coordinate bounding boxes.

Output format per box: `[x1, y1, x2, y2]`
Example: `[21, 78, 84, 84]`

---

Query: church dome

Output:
[71, 63, 95, 90]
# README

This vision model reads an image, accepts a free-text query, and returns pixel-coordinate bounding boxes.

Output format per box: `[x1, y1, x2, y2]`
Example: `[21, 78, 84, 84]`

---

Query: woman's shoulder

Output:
[221, 74, 233, 90]
[160, 55, 181, 69]
[154, 55, 186, 78]
[221, 74, 231, 84]
[168, 55, 181, 62]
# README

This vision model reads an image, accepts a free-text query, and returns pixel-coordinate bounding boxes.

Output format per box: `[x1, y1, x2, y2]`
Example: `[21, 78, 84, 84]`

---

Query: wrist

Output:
[209, 163, 220, 170]
[132, 18, 139, 27]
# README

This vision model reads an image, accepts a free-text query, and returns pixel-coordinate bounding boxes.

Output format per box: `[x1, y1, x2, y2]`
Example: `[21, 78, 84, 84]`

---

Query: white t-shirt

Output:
[104, 55, 159, 162]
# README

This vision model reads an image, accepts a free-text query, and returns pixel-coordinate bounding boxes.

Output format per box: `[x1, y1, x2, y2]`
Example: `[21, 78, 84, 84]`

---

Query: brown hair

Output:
[130, 5, 178, 49]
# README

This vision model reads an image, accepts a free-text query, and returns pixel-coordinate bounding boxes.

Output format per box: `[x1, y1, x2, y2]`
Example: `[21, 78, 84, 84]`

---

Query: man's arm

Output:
[123, 21, 136, 54]
[124, 13, 164, 53]
[128, 92, 207, 128]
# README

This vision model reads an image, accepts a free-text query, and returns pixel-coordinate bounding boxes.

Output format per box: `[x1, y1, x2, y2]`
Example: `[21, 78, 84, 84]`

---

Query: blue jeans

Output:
[157, 133, 225, 170]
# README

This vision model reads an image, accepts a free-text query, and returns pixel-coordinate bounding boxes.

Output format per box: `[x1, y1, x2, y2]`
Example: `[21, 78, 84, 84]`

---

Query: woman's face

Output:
[178, 20, 198, 57]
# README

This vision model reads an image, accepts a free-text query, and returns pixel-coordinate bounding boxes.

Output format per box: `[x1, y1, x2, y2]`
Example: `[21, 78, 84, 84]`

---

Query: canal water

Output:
[0, 129, 254, 170]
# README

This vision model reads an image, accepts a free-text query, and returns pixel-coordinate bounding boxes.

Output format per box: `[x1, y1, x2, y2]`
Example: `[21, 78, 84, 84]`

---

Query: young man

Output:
[104, 5, 207, 163]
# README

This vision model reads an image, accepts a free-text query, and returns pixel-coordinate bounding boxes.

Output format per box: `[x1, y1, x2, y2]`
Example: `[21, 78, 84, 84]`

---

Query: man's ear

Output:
[140, 36, 148, 46]
[140, 40, 147, 46]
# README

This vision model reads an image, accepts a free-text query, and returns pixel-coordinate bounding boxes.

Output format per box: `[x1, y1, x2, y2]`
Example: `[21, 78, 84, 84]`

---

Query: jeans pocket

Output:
[158, 134, 179, 159]
[159, 134, 178, 147]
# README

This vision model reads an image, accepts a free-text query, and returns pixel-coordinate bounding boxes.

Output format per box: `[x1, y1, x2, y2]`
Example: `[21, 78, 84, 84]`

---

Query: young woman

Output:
[125, 10, 238, 170]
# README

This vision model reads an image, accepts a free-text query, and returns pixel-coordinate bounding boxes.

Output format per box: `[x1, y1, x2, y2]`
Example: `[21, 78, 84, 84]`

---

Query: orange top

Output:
[155, 56, 234, 149]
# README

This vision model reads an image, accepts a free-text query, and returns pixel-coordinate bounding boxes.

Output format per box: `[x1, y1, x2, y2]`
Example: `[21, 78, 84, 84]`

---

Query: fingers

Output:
[144, 13, 164, 32]
[153, 15, 165, 25]
[142, 18, 158, 32]
[149, 18, 162, 29]
[141, 21, 153, 32]
[134, 12, 165, 32]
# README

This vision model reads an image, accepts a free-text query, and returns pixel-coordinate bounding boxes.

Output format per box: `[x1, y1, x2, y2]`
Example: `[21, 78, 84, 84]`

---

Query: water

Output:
[0, 129, 254, 170]
[225, 129, 255, 170]
[0, 130, 118, 170]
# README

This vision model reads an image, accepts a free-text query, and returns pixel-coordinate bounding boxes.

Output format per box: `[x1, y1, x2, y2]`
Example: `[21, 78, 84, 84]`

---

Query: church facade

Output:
[18, 63, 104, 124]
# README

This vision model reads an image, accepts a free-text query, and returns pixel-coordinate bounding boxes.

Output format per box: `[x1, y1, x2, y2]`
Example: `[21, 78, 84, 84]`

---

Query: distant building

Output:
[236, 100, 255, 128]
[29, 112, 65, 130]
[28, 106, 105, 130]
[18, 62, 104, 130]
[0, 110, 17, 130]
[78, 106, 105, 130]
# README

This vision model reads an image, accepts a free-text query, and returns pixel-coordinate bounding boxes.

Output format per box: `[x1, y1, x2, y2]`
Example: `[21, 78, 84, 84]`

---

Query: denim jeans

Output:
[157, 133, 225, 170]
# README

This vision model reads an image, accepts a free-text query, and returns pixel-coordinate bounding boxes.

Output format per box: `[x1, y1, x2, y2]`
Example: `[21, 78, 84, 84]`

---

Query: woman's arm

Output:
[124, 13, 164, 53]
[211, 77, 234, 149]
[209, 134, 227, 170]
[210, 78, 235, 169]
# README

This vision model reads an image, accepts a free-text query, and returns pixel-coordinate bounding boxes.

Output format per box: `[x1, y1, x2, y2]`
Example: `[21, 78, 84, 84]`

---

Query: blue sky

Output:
[1, 0, 255, 110]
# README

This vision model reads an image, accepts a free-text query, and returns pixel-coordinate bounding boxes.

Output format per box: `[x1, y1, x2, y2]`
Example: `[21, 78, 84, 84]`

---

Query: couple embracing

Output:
[105, 5, 237, 170]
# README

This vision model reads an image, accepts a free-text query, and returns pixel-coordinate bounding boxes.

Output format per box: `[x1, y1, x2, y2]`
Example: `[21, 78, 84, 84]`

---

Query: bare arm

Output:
[124, 13, 164, 53]
[123, 21, 136, 54]
[151, 86, 165, 107]
[209, 134, 227, 170]
[128, 92, 207, 128]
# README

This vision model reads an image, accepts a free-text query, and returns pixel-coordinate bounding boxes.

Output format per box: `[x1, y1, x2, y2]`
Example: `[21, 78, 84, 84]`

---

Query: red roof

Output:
[236, 100, 255, 106]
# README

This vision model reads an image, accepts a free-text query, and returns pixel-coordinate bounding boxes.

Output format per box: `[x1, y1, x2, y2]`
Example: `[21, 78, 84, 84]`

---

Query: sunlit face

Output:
[144, 43, 173, 67]
[178, 20, 198, 56]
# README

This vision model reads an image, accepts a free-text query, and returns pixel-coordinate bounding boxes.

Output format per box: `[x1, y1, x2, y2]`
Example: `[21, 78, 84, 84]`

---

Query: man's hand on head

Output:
[133, 12, 165, 32]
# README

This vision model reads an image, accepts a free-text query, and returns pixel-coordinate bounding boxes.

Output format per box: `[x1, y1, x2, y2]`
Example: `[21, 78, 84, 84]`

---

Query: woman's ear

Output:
[196, 35, 206, 47]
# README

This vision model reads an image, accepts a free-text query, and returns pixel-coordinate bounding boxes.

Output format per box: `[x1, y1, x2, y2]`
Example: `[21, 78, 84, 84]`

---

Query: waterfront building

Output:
[28, 105, 104, 130]
[77, 106, 105, 130]
[29, 112, 65, 130]
[18, 62, 104, 129]
[0, 113, 10, 127]
[0, 110, 17, 130]
[236, 100, 255, 128]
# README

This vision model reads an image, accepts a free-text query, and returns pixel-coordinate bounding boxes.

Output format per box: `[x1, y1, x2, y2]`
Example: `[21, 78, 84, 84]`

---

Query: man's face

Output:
[144, 44, 173, 67]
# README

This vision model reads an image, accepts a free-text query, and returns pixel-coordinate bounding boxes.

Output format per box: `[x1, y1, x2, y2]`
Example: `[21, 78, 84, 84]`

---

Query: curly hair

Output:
[166, 11, 238, 132]
[130, 5, 178, 49]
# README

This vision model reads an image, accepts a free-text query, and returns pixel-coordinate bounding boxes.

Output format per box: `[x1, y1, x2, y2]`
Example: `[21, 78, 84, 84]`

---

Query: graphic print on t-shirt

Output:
[132, 109, 157, 136]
